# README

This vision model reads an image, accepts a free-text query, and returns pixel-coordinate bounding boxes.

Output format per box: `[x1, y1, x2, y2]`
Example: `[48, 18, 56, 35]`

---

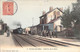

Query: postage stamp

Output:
[3, 2, 14, 15]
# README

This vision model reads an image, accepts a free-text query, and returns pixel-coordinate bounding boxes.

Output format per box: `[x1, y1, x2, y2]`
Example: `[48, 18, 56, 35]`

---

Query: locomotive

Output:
[13, 28, 23, 34]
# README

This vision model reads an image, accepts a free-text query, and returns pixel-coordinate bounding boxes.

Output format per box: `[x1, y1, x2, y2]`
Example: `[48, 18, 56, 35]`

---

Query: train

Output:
[13, 28, 23, 34]
[13, 27, 31, 35]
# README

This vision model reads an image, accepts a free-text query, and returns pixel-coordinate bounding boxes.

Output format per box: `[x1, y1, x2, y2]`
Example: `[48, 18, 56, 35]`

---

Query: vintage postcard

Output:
[0, 0, 80, 52]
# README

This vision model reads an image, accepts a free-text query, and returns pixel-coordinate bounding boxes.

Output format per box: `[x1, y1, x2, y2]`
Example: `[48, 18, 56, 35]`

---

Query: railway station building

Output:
[38, 7, 65, 33]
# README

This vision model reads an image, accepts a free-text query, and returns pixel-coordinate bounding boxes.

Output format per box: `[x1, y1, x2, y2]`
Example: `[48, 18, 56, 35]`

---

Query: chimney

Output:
[42, 11, 46, 15]
[77, 0, 80, 3]
[60, 8, 63, 11]
[49, 6, 53, 11]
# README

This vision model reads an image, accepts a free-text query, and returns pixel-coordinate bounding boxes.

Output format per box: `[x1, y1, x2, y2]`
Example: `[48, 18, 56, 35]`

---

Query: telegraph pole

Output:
[32, 17, 34, 26]
[31, 17, 34, 34]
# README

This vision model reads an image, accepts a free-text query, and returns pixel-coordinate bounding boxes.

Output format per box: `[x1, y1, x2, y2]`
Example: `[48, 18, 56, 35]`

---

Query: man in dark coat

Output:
[7, 29, 10, 37]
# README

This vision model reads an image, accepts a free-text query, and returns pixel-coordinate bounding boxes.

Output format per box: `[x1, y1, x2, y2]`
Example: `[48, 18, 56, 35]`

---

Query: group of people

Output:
[40, 30, 58, 38]
[5, 26, 11, 37]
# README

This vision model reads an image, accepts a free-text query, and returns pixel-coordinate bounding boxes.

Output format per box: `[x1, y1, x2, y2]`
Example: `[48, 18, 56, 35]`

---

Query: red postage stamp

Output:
[3, 2, 14, 15]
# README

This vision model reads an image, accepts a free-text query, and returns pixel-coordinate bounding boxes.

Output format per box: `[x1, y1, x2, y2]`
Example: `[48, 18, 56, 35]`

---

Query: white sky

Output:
[1, 0, 76, 29]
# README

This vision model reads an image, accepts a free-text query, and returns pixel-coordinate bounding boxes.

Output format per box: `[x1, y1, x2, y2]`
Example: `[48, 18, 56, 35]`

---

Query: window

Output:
[51, 15, 53, 20]
[54, 11, 56, 19]
[54, 11, 56, 15]
[57, 11, 60, 15]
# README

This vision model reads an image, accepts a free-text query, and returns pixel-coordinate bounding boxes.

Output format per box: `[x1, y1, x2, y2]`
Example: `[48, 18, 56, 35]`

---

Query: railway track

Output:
[18, 35, 68, 47]
[12, 34, 80, 48]
[21, 34, 80, 47]
[12, 35, 36, 48]
[17, 35, 56, 47]
[12, 35, 23, 48]
[12, 34, 53, 47]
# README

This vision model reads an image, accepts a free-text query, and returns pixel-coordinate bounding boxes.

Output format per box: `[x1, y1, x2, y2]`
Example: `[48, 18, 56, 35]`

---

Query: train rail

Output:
[19, 35, 68, 47]
[12, 34, 80, 48]
[27, 35, 80, 47]
[12, 35, 23, 48]
[12, 34, 53, 47]
[21, 34, 80, 47]
[17, 35, 56, 47]
[12, 34, 36, 48]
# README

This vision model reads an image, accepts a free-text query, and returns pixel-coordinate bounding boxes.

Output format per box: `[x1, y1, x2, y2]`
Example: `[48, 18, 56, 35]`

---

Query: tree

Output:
[71, 9, 80, 26]
[71, 6, 80, 38]
[61, 6, 80, 38]
[61, 8, 73, 28]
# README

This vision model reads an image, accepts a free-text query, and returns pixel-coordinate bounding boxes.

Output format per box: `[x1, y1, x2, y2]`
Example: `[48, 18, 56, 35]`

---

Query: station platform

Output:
[0, 33, 16, 48]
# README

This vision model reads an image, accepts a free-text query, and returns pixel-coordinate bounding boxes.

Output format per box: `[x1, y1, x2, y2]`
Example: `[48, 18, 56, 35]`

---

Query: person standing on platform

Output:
[54, 30, 57, 38]
[7, 29, 10, 37]
[49, 31, 52, 38]
[52, 31, 54, 38]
